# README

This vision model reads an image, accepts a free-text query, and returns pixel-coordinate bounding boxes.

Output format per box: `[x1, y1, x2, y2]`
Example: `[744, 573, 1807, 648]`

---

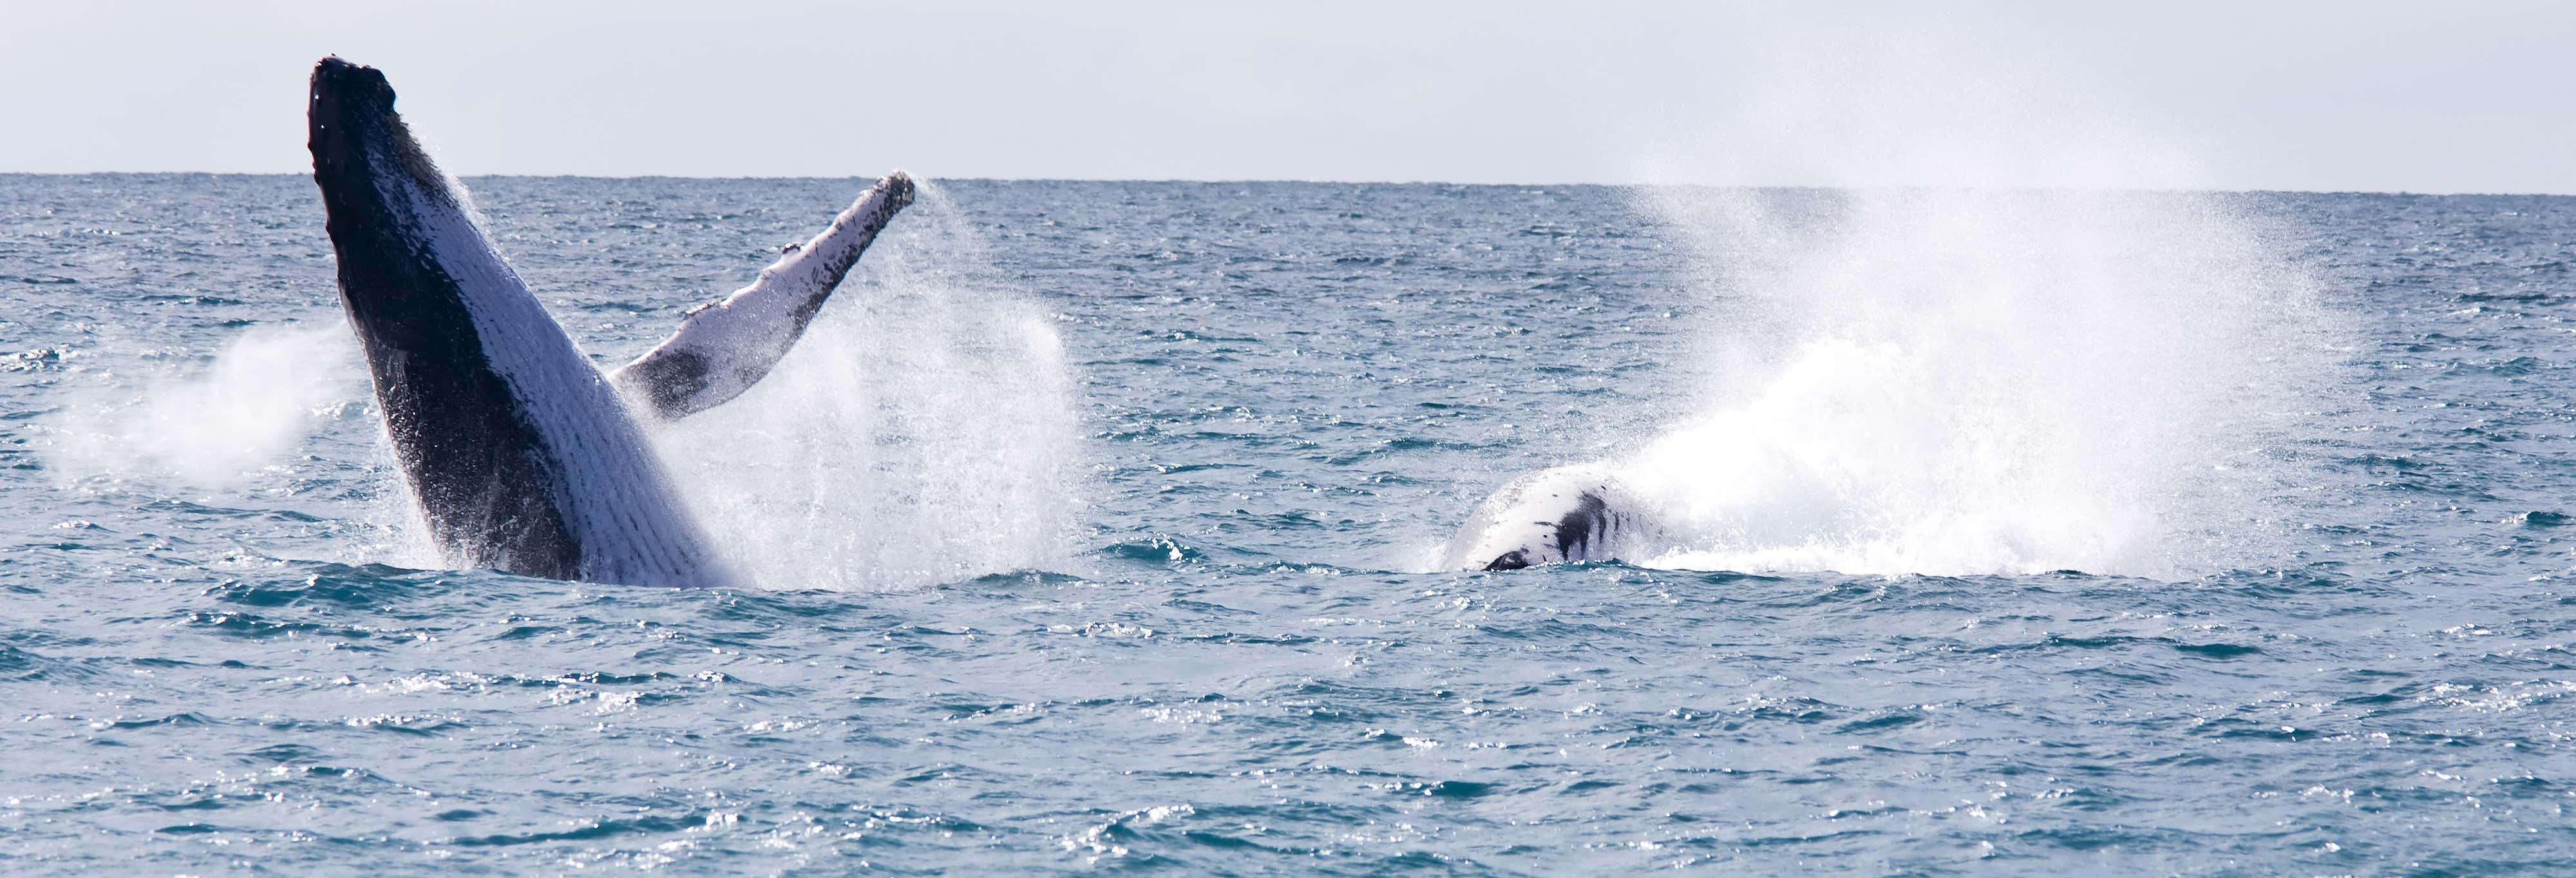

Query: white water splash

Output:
[47, 323, 361, 488]
[658, 179, 1086, 591]
[1602, 20, 2337, 578]
[51, 180, 1083, 589]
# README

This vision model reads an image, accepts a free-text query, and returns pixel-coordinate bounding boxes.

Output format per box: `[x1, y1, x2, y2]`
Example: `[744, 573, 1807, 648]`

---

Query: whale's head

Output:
[308, 57, 458, 214]
[306, 56, 509, 363]
[307, 56, 395, 151]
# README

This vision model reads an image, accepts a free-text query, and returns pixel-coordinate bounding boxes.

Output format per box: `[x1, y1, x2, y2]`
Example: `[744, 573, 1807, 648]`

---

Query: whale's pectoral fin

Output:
[609, 171, 915, 421]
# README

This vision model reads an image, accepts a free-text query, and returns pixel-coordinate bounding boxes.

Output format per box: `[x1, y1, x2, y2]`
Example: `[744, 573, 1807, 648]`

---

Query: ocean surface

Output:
[4, 174, 2575, 875]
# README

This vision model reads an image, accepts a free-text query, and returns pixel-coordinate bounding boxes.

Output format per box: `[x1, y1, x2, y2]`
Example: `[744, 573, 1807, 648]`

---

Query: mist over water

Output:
[1535, 22, 2345, 579]
[46, 322, 359, 489]
[1615, 187, 2334, 577]
[657, 180, 1084, 591]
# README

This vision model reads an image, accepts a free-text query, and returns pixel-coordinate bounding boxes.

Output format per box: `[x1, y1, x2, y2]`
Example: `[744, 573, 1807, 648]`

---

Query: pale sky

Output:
[4, 1, 2571, 193]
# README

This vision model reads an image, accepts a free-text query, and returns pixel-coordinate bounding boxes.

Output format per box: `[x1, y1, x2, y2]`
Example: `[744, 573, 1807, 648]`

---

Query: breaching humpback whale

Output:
[1442, 464, 1660, 570]
[307, 56, 913, 586]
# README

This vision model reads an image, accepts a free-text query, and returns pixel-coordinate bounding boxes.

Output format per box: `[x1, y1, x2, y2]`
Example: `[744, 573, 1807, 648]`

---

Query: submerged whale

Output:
[307, 56, 912, 586]
[1443, 464, 1660, 570]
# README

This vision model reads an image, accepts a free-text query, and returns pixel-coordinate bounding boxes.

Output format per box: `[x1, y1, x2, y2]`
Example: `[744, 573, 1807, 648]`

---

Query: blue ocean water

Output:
[3, 174, 2575, 875]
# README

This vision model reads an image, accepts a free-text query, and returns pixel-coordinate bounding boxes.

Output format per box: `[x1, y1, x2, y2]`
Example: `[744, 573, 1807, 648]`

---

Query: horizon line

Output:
[1, 171, 2568, 199]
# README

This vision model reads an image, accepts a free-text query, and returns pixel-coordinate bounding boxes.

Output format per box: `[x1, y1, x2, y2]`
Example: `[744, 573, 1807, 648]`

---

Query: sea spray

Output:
[656, 179, 1085, 591]
[1599, 14, 2339, 578]
[46, 179, 1084, 588]
[45, 322, 362, 489]
[1622, 187, 2334, 579]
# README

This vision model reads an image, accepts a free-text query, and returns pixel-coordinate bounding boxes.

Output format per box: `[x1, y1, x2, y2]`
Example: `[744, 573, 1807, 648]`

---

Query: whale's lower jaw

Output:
[310, 57, 727, 587]
[1445, 466, 1656, 571]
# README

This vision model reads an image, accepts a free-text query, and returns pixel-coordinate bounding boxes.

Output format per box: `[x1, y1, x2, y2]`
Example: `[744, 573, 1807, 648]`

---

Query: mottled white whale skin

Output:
[307, 56, 910, 587]
[1443, 464, 1662, 570]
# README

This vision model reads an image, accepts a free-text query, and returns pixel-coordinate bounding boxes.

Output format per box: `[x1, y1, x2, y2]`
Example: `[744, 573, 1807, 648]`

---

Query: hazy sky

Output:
[5, 1, 2570, 192]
